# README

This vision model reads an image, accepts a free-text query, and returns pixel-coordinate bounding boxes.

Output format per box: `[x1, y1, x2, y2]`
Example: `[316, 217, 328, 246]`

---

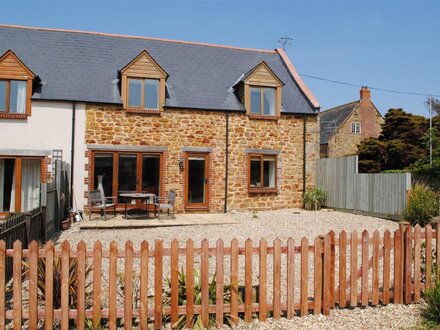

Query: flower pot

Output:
[61, 218, 71, 231]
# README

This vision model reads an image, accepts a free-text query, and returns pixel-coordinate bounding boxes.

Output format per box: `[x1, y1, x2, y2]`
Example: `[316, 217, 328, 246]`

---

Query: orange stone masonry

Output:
[85, 104, 319, 212]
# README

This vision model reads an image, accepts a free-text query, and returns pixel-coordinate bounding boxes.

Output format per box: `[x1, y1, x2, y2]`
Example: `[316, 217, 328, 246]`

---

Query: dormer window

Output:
[128, 78, 159, 110]
[121, 50, 168, 114]
[0, 50, 34, 119]
[250, 86, 276, 116]
[233, 61, 283, 119]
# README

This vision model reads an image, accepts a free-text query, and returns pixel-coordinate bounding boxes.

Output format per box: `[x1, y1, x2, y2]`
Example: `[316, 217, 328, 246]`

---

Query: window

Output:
[0, 50, 35, 118]
[92, 151, 161, 204]
[0, 80, 27, 114]
[128, 78, 159, 110]
[120, 50, 168, 113]
[0, 157, 42, 213]
[351, 122, 361, 134]
[250, 87, 276, 116]
[248, 155, 277, 192]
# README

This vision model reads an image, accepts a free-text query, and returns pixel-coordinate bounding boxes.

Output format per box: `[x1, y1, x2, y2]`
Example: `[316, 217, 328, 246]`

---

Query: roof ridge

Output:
[0, 24, 277, 54]
[320, 100, 360, 113]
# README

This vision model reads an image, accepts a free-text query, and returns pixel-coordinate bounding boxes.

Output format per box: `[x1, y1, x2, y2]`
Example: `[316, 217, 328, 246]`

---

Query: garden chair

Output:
[154, 190, 176, 219]
[88, 189, 117, 221]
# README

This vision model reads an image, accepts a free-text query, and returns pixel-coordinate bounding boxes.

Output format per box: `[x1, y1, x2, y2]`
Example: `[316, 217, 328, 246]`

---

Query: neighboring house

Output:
[0, 25, 320, 214]
[319, 87, 384, 158]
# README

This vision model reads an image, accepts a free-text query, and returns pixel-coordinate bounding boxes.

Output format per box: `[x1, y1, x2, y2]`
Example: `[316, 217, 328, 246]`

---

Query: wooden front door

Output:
[185, 153, 209, 210]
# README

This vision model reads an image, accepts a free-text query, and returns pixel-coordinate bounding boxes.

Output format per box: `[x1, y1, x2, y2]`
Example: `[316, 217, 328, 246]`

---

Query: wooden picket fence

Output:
[0, 224, 438, 329]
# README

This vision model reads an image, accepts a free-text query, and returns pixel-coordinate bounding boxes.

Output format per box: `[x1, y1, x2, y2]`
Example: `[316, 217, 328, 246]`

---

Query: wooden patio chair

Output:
[153, 190, 176, 219]
[88, 189, 117, 221]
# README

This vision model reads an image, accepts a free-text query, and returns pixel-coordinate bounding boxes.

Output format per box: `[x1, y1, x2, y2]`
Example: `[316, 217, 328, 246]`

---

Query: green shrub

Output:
[403, 183, 440, 227]
[423, 281, 440, 325]
[163, 268, 242, 329]
[303, 187, 327, 211]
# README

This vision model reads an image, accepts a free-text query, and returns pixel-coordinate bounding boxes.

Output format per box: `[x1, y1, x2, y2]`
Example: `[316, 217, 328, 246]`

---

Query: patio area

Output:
[78, 212, 238, 229]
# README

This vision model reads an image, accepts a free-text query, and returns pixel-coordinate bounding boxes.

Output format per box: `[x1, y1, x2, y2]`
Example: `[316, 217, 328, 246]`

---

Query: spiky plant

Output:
[163, 268, 242, 329]
[22, 257, 93, 309]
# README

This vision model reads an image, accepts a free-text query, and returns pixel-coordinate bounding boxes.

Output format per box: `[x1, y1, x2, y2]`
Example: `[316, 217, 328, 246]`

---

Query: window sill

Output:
[248, 187, 278, 194]
[248, 114, 279, 121]
[0, 113, 28, 119]
[126, 108, 161, 115]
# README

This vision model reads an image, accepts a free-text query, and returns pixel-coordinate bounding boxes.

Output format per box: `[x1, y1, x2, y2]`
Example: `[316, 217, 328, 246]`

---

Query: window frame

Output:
[351, 122, 361, 134]
[0, 156, 44, 215]
[250, 86, 277, 116]
[247, 154, 278, 193]
[91, 151, 163, 207]
[127, 77, 160, 112]
[0, 50, 35, 119]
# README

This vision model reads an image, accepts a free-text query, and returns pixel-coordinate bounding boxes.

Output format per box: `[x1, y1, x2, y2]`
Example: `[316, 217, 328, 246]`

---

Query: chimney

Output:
[360, 86, 371, 100]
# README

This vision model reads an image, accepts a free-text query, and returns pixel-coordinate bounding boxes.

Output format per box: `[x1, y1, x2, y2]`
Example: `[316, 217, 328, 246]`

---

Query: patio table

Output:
[119, 192, 156, 219]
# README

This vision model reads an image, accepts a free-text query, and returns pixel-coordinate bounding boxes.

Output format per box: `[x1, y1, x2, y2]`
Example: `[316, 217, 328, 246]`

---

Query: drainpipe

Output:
[70, 101, 76, 210]
[224, 111, 229, 213]
[303, 114, 307, 196]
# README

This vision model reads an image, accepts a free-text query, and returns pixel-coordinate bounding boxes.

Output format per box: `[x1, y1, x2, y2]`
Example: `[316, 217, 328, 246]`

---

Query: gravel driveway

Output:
[59, 208, 399, 246]
[56, 209, 423, 329]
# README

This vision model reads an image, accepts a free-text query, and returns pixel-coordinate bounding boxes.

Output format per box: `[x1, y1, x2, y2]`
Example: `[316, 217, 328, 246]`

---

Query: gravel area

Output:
[228, 303, 424, 330]
[58, 208, 399, 246]
[54, 209, 418, 329]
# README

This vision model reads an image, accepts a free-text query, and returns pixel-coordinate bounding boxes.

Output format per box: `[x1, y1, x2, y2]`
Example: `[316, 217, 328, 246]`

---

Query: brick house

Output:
[319, 87, 384, 158]
[0, 25, 320, 214]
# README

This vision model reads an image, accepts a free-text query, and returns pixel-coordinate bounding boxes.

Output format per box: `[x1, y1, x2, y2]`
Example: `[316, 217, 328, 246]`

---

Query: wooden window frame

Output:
[120, 50, 168, 115]
[91, 151, 163, 208]
[126, 78, 160, 112]
[247, 154, 278, 193]
[184, 152, 210, 210]
[0, 78, 33, 119]
[249, 86, 278, 117]
[351, 122, 361, 134]
[0, 50, 35, 120]
[0, 156, 44, 215]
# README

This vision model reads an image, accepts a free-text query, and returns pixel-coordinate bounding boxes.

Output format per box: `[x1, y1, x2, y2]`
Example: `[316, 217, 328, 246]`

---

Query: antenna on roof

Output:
[278, 36, 293, 51]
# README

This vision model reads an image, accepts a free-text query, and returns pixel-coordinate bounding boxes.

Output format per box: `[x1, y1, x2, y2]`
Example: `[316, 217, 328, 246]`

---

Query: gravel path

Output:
[59, 208, 399, 246]
[228, 303, 424, 330]
[56, 209, 420, 329]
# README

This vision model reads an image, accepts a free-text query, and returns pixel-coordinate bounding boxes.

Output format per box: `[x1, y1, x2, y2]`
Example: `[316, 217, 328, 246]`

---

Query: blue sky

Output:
[1, 0, 439, 116]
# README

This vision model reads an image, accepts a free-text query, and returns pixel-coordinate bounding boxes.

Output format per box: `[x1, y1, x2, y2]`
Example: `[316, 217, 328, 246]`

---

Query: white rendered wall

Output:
[0, 100, 87, 211]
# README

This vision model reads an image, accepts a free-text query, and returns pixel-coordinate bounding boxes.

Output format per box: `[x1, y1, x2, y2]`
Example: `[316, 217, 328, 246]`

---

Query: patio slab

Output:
[78, 213, 238, 229]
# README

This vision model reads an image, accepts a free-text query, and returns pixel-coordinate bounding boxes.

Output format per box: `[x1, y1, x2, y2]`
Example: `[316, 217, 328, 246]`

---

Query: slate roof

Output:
[0, 25, 318, 114]
[319, 100, 360, 144]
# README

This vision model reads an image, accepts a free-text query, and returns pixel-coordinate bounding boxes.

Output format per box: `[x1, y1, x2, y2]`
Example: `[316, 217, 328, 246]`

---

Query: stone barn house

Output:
[319, 87, 384, 158]
[0, 25, 320, 214]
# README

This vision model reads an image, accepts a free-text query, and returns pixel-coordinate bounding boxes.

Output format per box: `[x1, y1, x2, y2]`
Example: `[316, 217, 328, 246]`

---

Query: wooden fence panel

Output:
[339, 231, 347, 308]
[273, 238, 281, 319]
[300, 237, 308, 316]
[425, 225, 432, 289]
[108, 241, 118, 330]
[0, 228, 437, 328]
[286, 238, 295, 319]
[186, 239, 195, 327]
[258, 239, 267, 321]
[350, 231, 358, 307]
[245, 239, 253, 322]
[313, 237, 322, 314]
[216, 239, 224, 327]
[316, 156, 411, 218]
[140, 241, 149, 330]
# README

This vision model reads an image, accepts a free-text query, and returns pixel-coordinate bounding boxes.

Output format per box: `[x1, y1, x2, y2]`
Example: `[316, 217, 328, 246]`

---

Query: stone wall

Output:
[328, 100, 383, 158]
[85, 104, 319, 212]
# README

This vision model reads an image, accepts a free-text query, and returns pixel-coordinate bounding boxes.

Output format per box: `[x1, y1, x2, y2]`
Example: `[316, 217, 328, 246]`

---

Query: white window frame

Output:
[351, 122, 361, 134]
